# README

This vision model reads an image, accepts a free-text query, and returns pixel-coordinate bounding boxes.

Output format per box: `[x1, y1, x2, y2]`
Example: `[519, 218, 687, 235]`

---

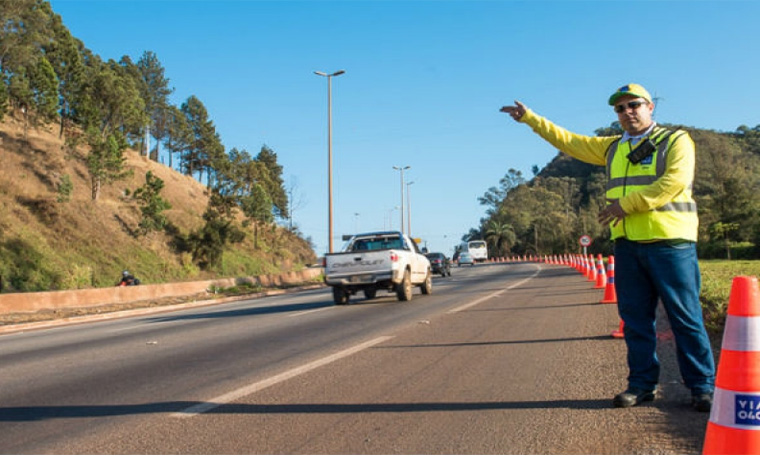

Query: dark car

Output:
[425, 252, 451, 277]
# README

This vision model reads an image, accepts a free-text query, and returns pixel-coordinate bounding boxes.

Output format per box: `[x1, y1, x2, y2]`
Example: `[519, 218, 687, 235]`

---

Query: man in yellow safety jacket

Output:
[500, 84, 715, 412]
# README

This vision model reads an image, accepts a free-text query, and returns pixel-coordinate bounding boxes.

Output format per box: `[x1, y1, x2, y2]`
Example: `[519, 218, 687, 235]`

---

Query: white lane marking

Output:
[172, 335, 394, 418]
[447, 264, 542, 314]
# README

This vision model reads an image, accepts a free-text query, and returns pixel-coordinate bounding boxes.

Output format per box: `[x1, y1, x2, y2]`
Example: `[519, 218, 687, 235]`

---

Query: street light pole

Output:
[392, 165, 410, 234]
[314, 69, 345, 253]
[406, 181, 414, 237]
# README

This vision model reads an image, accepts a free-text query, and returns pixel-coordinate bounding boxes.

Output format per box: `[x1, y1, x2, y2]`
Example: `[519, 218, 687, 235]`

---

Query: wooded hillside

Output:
[0, 0, 316, 292]
[0, 113, 316, 293]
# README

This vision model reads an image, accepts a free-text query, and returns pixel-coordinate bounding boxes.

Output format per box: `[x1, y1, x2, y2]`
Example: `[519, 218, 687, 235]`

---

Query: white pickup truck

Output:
[324, 231, 433, 305]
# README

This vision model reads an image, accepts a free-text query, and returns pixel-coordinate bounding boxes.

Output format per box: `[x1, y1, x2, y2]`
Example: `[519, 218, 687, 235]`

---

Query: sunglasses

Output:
[614, 100, 648, 114]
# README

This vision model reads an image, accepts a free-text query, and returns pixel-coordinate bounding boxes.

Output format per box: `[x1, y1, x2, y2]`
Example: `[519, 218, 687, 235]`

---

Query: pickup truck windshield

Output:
[350, 237, 406, 252]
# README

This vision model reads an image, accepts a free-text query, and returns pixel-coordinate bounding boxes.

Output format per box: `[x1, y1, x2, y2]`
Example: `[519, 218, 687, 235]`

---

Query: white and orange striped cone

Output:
[601, 256, 617, 304]
[586, 255, 597, 282]
[594, 254, 607, 289]
[703, 276, 760, 454]
[579, 255, 587, 275]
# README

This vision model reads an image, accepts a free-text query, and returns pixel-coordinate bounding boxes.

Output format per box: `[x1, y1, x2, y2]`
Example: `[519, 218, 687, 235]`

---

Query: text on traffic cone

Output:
[703, 276, 760, 454]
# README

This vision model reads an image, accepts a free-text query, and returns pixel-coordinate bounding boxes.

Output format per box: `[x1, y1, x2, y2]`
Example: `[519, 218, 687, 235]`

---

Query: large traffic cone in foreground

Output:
[601, 256, 617, 304]
[703, 276, 760, 454]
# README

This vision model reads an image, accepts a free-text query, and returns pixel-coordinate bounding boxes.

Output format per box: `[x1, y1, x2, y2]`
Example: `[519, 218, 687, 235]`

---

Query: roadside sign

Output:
[579, 235, 592, 247]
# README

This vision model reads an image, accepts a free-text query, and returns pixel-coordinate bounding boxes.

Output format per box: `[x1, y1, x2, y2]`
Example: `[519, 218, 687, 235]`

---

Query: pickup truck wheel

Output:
[396, 270, 413, 301]
[420, 270, 433, 295]
[363, 287, 377, 299]
[332, 287, 349, 305]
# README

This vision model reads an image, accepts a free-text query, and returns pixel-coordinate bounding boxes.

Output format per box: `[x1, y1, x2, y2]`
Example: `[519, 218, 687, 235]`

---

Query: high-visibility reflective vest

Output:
[605, 128, 698, 241]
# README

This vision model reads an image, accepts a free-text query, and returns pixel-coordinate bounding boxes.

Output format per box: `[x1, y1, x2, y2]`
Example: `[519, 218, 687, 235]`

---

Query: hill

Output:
[0, 112, 317, 293]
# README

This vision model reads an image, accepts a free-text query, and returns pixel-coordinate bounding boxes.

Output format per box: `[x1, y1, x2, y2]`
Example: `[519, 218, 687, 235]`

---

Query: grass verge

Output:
[700, 260, 760, 334]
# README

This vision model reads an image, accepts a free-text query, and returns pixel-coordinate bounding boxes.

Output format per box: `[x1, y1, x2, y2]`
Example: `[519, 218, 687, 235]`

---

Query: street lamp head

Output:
[315, 70, 345, 77]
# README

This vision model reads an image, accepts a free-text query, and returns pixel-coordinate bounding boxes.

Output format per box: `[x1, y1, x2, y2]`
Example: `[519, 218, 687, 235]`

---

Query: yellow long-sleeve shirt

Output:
[519, 107, 696, 218]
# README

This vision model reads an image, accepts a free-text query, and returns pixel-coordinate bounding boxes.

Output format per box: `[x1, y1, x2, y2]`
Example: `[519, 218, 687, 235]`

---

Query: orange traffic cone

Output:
[594, 254, 607, 289]
[703, 276, 760, 454]
[587, 255, 597, 282]
[611, 320, 625, 338]
[601, 256, 617, 304]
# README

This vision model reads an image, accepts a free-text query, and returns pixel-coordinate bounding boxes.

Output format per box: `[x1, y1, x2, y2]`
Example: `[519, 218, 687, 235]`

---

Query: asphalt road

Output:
[0, 262, 711, 454]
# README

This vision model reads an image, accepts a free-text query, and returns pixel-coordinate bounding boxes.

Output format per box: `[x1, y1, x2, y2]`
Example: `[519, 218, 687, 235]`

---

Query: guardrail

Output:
[0, 267, 324, 315]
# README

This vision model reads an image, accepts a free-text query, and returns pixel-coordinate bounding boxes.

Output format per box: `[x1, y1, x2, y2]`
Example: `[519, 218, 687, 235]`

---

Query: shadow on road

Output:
[0, 398, 614, 422]
[143, 300, 334, 324]
[377, 335, 614, 348]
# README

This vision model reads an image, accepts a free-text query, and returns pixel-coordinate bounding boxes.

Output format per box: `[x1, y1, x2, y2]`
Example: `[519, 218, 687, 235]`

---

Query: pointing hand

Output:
[500, 100, 526, 121]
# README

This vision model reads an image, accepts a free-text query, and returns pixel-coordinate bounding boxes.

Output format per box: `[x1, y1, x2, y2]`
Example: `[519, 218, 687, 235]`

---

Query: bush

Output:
[698, 241, 757, 260]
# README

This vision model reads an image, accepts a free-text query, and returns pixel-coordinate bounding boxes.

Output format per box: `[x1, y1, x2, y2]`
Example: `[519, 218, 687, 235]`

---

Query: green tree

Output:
[27, 55, 59, 123]
[218, 148, 275, 248]
[694, 130, 758, 246]
[187, 191, 245, 269]
[485, 220, 516, 257]
[7, 70, 33, 138]
[163, 104, 191, 170]
[180, 95, 224, 184]
[133, 171, 172, 235]
[69, 59, 145, 200]
[203, 129, 226, 189]
[256, 145, 288, 220]
[0, 0, 53, 89]
[530, 185, 568, 255]
[0, 79, 7, 119]
[56, 174, 73, 203]
[84, 129, 132, 200]
[0, 0, 56, 133]
[136, 51, 172, 160]
[45, 14, 85, 138]
[478, 168, 525, 216]
[709, 222, 740, 260]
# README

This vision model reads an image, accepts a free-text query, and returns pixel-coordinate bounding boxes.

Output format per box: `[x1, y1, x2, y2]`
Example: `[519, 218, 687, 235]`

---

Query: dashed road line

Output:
[447, 264, 542, 314]
[172, 335, 395, 418]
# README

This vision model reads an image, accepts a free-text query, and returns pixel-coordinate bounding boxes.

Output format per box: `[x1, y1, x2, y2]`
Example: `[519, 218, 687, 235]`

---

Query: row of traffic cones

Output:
[539, 252, 621, 333]
[549, 252, 614, 298]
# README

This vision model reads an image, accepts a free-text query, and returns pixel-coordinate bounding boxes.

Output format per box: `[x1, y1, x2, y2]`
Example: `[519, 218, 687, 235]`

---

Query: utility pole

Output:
[392, 166, 410, 234]
[314, 70, 345, 253]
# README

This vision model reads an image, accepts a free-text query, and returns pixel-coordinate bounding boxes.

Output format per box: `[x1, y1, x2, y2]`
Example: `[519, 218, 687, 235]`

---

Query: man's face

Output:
[614, 95, 654, 135]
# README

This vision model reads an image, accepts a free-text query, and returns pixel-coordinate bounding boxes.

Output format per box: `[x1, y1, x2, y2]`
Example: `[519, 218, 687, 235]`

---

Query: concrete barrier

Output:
[0, 267, 324, 315]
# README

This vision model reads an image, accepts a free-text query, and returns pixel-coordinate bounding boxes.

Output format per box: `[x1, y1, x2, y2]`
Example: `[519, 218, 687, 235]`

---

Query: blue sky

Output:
[48, 0, 760, 256]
